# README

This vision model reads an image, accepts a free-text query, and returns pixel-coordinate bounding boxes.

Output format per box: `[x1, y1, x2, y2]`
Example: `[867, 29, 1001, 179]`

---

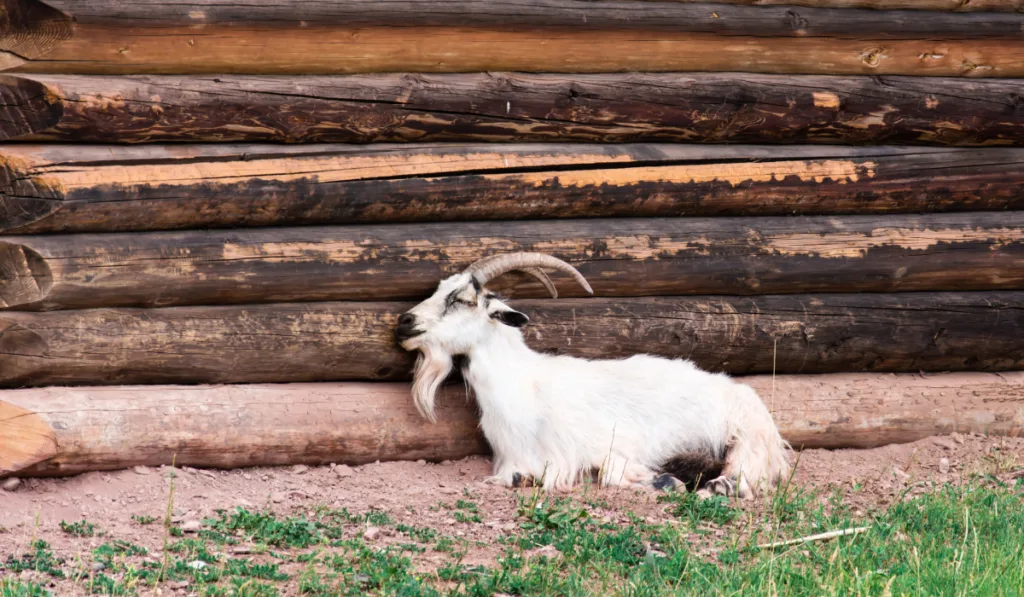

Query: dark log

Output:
[4, 0, 1024, 76]
[7, 73, 1024, 146]
[4, 372, 1023, 477]
[4, 144, 1024, 235]
[3, 212, 1024, 310]
[0, 292, 1020, 388]
[634, 0, 1022, 11]
[13, 0, 1024, 38]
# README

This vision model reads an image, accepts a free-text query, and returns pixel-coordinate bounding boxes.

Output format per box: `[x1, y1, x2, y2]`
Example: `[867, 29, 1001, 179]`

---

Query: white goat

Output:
[395, 253, 790, 497]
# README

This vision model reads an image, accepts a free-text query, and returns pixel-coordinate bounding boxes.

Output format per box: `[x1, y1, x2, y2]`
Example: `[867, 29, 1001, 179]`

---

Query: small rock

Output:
[1, 478, 21, 492]
[230, 546, 252, 555]
[271, 492, 288, 504]
[180, 520, 202, 533]
[892, 467, 911, 483]
[91, 562, 106, 572]
[186, 560, 207, 570]
[133, 466, 151, 475]
[933, 438, 955, 450]
[242, 473, 252, 480]
[501, 522, 517, 531]
[197, 469, 217, 479]
[526, 545, 561, 560]
[416, 460, 427, 466]
[334, 465, 354, 478]
[695, 488, 713, 499]
[292, 465, 309, 475]
[939, 458, 951, 474]
[951, 432, 965, 445]
[363, 526, 381, 541]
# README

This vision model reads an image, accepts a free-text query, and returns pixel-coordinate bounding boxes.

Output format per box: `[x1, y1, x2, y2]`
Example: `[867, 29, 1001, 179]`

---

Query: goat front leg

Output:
[599, 457, 661, 490]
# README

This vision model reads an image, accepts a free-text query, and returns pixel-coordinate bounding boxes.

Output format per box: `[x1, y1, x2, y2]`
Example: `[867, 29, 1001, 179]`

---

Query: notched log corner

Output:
[0, 0, 72, 71]
[0, 241, 51, 307]
[0, 75, 62, 138]
[0, 398, 57, 476]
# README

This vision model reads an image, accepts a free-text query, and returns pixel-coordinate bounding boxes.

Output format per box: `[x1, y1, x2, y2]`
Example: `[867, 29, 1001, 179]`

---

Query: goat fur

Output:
[398, 272, 790, 497]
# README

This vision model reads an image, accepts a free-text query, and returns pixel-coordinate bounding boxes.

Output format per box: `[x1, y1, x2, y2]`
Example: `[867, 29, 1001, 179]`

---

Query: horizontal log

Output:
[636, 0, 1022, 11]
[0, 382, 487, 477]
[0, 292, 1020, 388]
[3, 0, 1024, 76]
[3, 372, 1023, 477]
[3, 212, 1024, 310]
[4, 144, 1024, 235]
[12, 0, 1024, 38]
[7, 73, 1024, 146]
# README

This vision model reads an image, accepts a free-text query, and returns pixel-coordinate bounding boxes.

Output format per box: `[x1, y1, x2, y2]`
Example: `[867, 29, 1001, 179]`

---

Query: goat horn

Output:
[464, 252, 594, 296]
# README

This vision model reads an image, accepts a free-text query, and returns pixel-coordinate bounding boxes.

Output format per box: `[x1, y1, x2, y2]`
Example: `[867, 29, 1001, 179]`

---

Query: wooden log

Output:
[4, 0, 1024, 76]
[0, 292, 1020, 388]
[0, 383, 488, 477]
[7, 73, 1024, 146]
[637, 0, 1022, 11]
[3, 372, 1023, 477]
[2, 212, 1024, 310]
[4, 144, 1024, 235]
[12, 0, 1024, 38]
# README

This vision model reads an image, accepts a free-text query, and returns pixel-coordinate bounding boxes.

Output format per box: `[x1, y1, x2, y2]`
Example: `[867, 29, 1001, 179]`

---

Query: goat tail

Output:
[411, 345, 453, 423]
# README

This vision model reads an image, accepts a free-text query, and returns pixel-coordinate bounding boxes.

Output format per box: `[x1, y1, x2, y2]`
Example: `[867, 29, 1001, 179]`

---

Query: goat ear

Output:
[491, 309, 529, 328]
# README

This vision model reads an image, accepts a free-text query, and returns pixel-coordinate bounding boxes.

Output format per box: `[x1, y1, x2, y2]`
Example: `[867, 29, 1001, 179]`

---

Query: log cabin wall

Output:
[2, 0, 1024, 476]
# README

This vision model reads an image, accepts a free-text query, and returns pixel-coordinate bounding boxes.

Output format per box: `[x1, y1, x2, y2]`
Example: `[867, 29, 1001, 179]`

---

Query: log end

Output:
[0, 0, 73, 68]
[0, 75, 63, 139]
[0, 399, 57, 476]
[0, 242, 51, 307]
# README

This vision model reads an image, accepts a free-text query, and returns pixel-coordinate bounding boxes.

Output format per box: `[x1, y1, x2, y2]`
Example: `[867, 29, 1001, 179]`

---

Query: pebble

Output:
[197, 469, 217, 479]
[1, 478, 21, 492]
[91, 562, 106, 572]
[292, 465, 309, 475]
[271, 492, 288, 504]
[416, 460, 427, 466]
[187, 560, 207, 570]
[933, 438, 956, 451]
[892, 467, 911, 483]
[939, 458, 951, 474]
[231, 546, 252, 555]
[951, 432, 966, 445]
[180, 520, 202, 533]
[133, 466, 151, 475]
[526, 545, 561, 560]
[363, 526, 381, 541]
[334, 465, 354, 478]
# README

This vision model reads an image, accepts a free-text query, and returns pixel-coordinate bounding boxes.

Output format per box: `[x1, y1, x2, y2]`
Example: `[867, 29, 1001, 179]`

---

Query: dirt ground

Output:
[1, 433, 1022, 592]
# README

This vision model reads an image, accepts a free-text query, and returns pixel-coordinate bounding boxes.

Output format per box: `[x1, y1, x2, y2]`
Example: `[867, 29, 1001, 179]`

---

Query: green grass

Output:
[59, 520, 96, 538]
[3, 477, 1022, 596]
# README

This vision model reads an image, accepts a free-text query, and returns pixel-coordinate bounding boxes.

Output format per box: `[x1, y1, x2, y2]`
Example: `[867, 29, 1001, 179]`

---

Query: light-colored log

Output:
[3, 372, 1022, 477]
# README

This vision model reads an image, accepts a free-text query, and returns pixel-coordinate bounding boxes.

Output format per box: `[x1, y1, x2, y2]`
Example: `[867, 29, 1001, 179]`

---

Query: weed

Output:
[2, 540, 65, 579]
[658, 490, 738, 526]
[59, 520, 96, 538]
[130, 515, 157, 526]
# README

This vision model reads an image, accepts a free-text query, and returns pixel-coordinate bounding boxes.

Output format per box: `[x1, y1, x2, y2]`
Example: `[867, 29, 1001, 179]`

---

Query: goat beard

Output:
[411, 345, 453, 423]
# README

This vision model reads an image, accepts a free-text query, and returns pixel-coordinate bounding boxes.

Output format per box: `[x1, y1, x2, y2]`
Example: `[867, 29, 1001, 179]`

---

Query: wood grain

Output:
[0, 292, 1019, 388]
[2, 213, 1023, 310]
[7, 73, 1024, 146]
[4, 372, 1022, 476]
[4, 144, 1024, 234]
[6, 26, 1024, 76]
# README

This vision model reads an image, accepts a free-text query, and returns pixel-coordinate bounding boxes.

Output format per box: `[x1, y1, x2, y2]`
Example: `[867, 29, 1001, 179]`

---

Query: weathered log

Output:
[3, 0, 1024, 76]
[7, 73, 1024, 146]
[2, 213, 1024, 310]
[4, 144, 1024, 235]
[10, 0, 1024, 37]
[0, 382, 487, 477]
[637, 0, 1022, 11]
[3, 372, 1023, 477]
[0, 292, 1020, 388]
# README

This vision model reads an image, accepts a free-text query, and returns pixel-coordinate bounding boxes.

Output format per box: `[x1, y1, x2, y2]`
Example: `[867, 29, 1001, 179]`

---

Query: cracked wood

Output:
[3, 0, 1024, 75]
[5, 73, 1024, 146]
[1, 212, 1023, 310]
[0, 292, 1020, 388]
[3, 144, 1024, 234]
[4, 372, 1022, 477]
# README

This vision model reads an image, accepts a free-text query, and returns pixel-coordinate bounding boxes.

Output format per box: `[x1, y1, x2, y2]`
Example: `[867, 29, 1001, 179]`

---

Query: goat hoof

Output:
[652, 473, 683, 492]
[706, 476, 736, 497]
[512, 472, 524, 488]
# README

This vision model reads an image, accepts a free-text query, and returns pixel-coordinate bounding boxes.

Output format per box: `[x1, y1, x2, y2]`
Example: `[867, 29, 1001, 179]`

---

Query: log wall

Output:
[1, 0, 1023, 469]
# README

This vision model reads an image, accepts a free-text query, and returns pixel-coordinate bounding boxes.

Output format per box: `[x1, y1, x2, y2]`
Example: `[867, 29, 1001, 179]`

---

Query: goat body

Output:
[397, 263, 790, 498]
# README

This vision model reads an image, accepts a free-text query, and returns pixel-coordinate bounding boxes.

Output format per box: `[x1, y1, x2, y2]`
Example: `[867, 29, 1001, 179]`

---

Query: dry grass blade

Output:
[757, 526, 869, 549]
